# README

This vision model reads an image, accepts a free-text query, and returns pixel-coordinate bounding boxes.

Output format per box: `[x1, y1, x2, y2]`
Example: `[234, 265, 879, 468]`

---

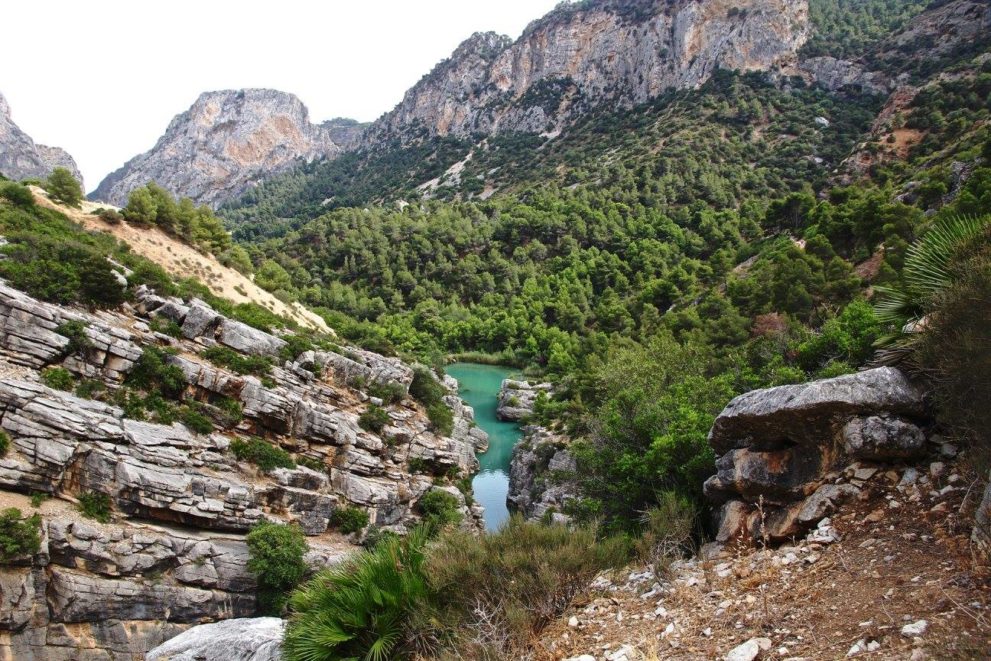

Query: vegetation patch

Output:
[246, 521, 309, 615]
[230, 437, 295, 472]
[0, 508, 42, 563]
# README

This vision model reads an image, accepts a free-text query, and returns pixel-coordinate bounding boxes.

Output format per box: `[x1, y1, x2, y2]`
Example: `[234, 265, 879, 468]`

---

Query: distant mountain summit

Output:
[368, 0, 811, 143]
[0, 92, 84, 188]
[90, 89, 365, 208]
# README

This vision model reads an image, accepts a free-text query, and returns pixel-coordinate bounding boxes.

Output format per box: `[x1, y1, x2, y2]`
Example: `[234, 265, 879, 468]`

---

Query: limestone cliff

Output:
[367, 0, 811, 143]
[90, 89, 365, 208]
[0, 275, 486, 659]
[0, 93, 84, 188]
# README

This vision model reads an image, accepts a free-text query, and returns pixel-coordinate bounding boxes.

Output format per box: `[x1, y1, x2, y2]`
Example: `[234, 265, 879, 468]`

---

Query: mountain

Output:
[368, 0, 810, 143]
[0, 92, 84, 187]
[90, 89, 365, 208]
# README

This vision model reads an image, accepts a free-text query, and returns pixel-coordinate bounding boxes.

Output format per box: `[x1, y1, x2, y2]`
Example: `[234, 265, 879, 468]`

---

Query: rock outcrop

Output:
[91, 89, 365, 208]
[368, 0, 811, 143]
[507, 426, 578, 523]
[496, 379, 551, 422]
[146, 617, 284, 661]
[0, 277, 484, 658]
[703, 368, 932, 548]
[0, 93, 84, 187]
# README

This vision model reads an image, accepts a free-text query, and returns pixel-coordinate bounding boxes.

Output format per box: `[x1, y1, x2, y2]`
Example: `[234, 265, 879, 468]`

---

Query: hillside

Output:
[29, 187, 329, 332]
[0, 93, 83, 187]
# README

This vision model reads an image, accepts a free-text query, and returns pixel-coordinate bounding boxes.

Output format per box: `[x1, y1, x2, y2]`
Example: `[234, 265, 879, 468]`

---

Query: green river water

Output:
[445, 362, 523, 531]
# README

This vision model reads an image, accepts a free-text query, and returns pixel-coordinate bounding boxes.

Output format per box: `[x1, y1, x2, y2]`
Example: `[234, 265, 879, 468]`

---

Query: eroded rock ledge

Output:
[0, 279, 487, 659]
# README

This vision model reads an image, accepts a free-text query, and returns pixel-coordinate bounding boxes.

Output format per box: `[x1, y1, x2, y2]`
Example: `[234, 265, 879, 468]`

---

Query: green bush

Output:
[425, 401, 454, 437]
[247, 521, 309, 615]
[214, 396, 244, 428]
[127, 347, 187, 399]
[45, 168, 83, 207]
[202, 346, 273, 376]
[283, 528, 431, 661]
[0, 182, 35, 207]
[915, 231, 991, 471]
[0, 234, 126, 308]
[0, 508, 41, 562]
[357, 404, 390, 434]
[417, 490, 462, 531]
[279, 334, 315, 362]
[40, 367, 75, 391]
[148, 316, 183, 338]
[367, 380, 406, 404]
[55, 320, 92, 356]
[77, 492, 112, 523]
[230, 437, 295, 472]
[0, 431, 8, 457]
[330, 506, 369, 535]
[409, 367, 446, 405]
[180, 406, 214, 434]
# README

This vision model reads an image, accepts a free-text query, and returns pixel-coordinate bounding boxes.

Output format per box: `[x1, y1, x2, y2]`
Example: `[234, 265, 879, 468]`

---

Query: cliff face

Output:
[369, 0, 810, 142]
[0, 93, 84, 188]
[90, 89, 365, 208]
[0, 266, 485, 658]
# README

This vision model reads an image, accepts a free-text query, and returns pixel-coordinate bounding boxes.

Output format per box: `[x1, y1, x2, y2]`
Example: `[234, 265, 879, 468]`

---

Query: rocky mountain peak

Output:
[368, 0, 810, 142]
[90, 88, 365, 208]
[0, 92, 84, 187]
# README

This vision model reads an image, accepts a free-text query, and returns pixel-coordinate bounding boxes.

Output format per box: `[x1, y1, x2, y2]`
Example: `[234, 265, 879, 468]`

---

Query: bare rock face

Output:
[496, 379, 552, 422]
[0, 92, 84, 187]
[369, 0, 811, 142]
[507, 426, 578, 523]
[90, 89, 365, 208]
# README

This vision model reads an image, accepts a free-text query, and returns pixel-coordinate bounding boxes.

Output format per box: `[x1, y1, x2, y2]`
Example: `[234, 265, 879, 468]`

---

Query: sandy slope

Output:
[29, 187, 329, 332]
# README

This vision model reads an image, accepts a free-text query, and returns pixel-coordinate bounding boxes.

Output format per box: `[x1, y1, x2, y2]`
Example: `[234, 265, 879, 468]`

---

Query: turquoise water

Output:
[446, 363, 523, 531]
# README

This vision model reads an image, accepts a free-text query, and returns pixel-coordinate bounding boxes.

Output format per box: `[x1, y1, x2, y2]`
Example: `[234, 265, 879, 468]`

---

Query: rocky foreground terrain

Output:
[0, 271, 486, 659]
[0, 93, 83, 187]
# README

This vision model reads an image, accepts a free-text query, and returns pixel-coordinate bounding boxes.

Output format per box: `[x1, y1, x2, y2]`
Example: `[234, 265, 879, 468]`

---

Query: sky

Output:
[0, 0, 561, 191]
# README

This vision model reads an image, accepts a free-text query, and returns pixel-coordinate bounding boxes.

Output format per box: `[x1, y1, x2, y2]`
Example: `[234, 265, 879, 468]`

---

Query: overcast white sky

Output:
[1, 0, 561, 191]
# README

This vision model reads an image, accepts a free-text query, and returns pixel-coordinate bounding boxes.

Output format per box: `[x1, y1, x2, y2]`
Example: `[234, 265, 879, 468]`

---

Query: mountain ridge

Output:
[0, 92, 84, 187]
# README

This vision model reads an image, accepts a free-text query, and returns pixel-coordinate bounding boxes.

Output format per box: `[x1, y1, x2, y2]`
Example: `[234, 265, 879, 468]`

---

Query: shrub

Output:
[409, 367, 446, 405]
[230, 437, 295, 472]
[180, 406, 214, 434]
[635, 491, 699, 580]
[357, 404, 390, 434]
[127, 347, 187, 399]
[426, 519, 631, 658]
[283, 528, 432, 661]
[279, 334, 315, 363]
[0, 235, 126, 308]
[330, 506, 369, 535]
[55, 320, 92, 356]
[45, 168, 83, 207]
[367, 380, 406, 404]
[297, 456, 328, 474]
[202, 346, 273, 376]
[41, 367, 75, 391]
[426, 401, 454, 437]
[417, 490, 462, 531]
[247, 521, 309, 615]
[96, 208, 124, 224]
[0, 508, 41, 562]
[915, 235, 991, 471]
[148, 316, 183, 338]
[77, 492, 112, 523]
[214, 396, 244, 428]
[0, 182, 35, 207]
[0, 431, 8, 457]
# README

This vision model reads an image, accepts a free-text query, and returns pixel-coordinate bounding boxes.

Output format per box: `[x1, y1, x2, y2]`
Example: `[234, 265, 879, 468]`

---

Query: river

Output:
[445, 362, 523, 531]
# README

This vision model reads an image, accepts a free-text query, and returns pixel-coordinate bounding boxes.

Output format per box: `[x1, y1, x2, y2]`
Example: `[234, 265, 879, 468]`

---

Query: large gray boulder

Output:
[704, 368, 930, 546]
[146, 617, 284, 661]
[708, 367, 926, 455]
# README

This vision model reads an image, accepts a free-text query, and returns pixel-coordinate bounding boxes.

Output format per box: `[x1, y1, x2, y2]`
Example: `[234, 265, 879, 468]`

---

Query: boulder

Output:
[708, 368, 926, 455]
[216, 319, 287, 357]
[146, 617, 284, 661]
[842, 415, 926, 460]
[496, 379, 552, 421]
